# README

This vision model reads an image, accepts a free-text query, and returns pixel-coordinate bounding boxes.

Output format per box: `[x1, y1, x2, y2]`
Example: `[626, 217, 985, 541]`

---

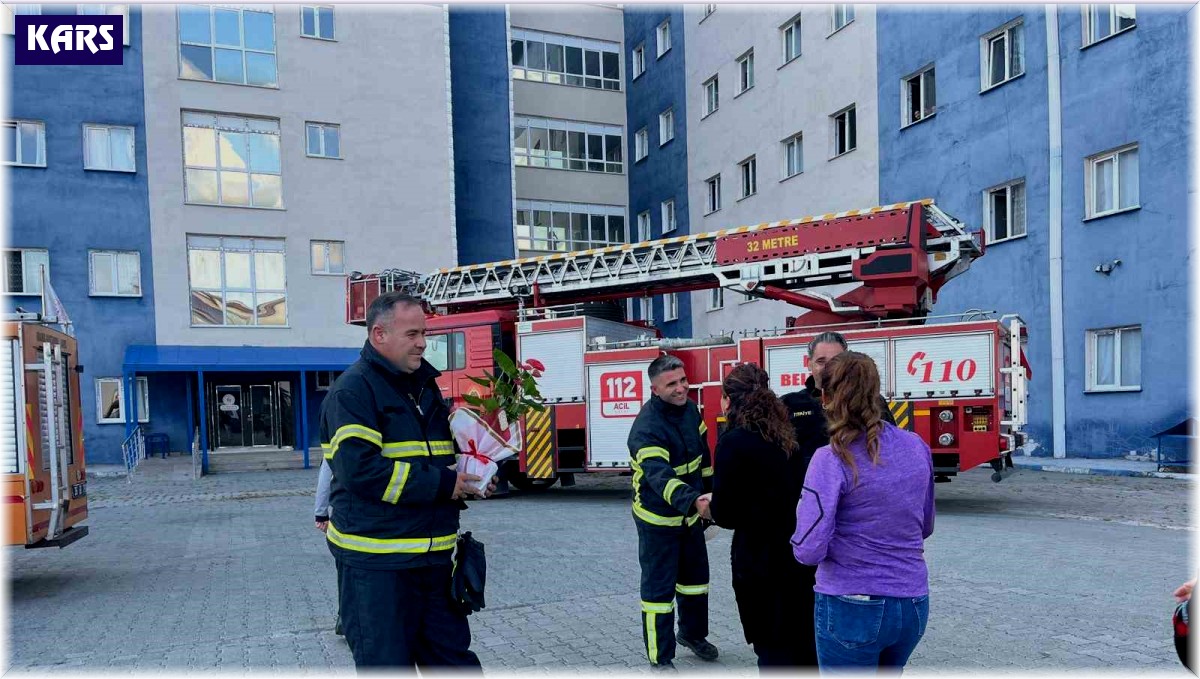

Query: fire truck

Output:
[346, 200, 1029, 488]
[3, 312, 89, 548]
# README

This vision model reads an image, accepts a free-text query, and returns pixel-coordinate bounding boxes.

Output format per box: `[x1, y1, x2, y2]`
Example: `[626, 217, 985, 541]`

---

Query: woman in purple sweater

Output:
[791, 351, 935, 672]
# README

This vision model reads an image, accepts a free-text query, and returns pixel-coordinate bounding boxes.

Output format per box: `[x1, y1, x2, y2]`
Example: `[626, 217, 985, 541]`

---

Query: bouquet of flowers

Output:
[450, 350, 546, 494]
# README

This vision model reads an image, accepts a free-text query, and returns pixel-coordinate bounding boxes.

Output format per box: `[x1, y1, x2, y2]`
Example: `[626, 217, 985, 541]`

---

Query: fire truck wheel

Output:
[509, 474, 558, 492]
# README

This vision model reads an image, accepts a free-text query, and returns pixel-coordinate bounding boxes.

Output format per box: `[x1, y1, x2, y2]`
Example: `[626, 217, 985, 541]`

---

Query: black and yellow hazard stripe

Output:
[523, 408, 555, 479]
[888, 401, 914, 431]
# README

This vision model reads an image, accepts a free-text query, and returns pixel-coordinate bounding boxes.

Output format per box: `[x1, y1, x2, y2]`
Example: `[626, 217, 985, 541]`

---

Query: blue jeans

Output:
[814, 592, 929, 674]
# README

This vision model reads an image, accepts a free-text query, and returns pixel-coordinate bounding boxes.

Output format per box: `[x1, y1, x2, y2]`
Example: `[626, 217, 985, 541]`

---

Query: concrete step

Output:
[206, 451, 311, 474]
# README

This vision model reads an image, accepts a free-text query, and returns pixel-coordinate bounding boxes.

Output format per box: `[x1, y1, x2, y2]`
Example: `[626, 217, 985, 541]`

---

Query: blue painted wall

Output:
[5, 6, 154, 465]
[449, 6, 515, 265]
[624, 6, 691, 337]
[877, 6, 1190, 457]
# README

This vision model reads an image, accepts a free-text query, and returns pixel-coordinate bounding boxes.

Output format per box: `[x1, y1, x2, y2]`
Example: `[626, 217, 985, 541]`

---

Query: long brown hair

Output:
[722, 363, 797, 456]
[821, 351, 884, 485]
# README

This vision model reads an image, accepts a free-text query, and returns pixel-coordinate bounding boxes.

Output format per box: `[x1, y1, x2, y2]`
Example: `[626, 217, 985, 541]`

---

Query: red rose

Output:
[531, 369, 544, 378]
[527, 358, 546, 372]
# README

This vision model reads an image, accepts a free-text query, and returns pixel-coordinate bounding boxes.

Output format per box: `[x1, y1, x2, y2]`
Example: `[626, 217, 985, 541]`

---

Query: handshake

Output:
[694, 492, 713, 521]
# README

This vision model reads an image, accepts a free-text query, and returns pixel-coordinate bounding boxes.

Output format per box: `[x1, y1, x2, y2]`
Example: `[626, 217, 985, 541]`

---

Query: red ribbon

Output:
[462, 439, 493, 467]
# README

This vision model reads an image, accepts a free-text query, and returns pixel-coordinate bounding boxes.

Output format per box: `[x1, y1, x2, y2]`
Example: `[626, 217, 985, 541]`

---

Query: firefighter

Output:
[321, 291, 493, 670]
[628, 354, 719, 670]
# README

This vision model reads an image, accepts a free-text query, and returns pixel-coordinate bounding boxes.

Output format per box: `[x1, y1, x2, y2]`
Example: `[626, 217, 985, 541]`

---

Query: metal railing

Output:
[122, 426, 145, 482]
[191, 428, 202, 480]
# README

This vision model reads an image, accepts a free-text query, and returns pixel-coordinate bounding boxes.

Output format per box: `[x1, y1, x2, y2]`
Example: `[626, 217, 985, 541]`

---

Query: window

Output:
[661, 200, 676, 233]
[514, 116, 623, 174]
[634, 128, 649, 162]
[657, 19, 671, 57]
[983, 180, 1026, 243]
[709, 287, 724, 310]
[314, 370, 342, 391]
[640, 297, 653, 323]
[703, 4, 717, 19]
[782, 14, 802, 63]
[88, 250, 141, 296]
[3, 121, 45, 168]
[310, 240, 344, 275]
[703, 76, 719, 117]
[633, 43, 645, 78]
[96, 377, 149, 424]
[306, 122, 341, 159]
[1086, 326, 1141, 391]
[739, 157, 757, 199]
[77, 5, 130, 46]
[83, 124, 135, 172]
[426, 332, 467, 372]
[515, 200, 625, 253]
[636, 211, 651, 242]
[659, 108, 674, 145]
[182, 112, 282, 209]
[737, 50, 754, 94]
[301, 6, 334, 40]
[705, 175, 721, 214]
[902, 66, 936, 127]
[665, 293, 679, 321]
[1083, 4, 1136, 46]
[831, 4, 855, 33]
[186, 236, 287, 326]
[178, 5, 277, 87]
[833, 105, 856, 156]
[784, 133, 803, 178]
[981, 19, 1024, 90]
[511, 28, 621, 91]
[1087, 144, 1139, 218]
[2, 249, 49, 295]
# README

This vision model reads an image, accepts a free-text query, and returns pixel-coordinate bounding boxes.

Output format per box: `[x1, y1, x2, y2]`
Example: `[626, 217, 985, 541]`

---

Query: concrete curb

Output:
[1013, 460, 1192, 481]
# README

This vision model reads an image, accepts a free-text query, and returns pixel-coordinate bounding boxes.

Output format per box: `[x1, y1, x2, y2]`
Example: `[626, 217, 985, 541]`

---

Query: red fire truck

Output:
[346, 200, 1029, 487]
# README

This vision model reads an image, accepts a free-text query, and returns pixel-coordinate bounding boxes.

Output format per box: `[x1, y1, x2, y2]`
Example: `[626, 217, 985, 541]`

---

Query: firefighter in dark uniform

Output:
[321, 291, 493, 670]
[627, 354, 719, 670]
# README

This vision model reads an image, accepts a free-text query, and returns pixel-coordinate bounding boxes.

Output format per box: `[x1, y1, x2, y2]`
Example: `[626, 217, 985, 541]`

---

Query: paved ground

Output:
[5, 466, 1193, 675]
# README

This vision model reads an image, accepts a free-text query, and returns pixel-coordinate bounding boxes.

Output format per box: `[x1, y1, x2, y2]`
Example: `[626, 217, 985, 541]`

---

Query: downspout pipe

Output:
[1046, 6, 1067, 458]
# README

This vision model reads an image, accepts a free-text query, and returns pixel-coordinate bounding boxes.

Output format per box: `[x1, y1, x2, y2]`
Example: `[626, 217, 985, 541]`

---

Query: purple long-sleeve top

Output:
[791, 423, 935, 597]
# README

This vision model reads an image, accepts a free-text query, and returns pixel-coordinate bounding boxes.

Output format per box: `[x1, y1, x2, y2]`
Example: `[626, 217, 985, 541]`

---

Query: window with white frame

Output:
[659, 108, 674, 145]
[514, 116, 623, 173]
[902, 66, 936, 127]
[657, 19, 671, 57]
[306, 122, 340, 159]
[833, 105, 856, 156]
[739, 156, 757, 199]
[983, 180, 1026, 243]
[635, 128, 649, 161]
[665, 293, 679, 321]
[706, 174, 721, 214]
[182, 112, 282, 208]
[703, 75, 719, 117]
[661, 199, 676, 233]
[515, 200, 625, 253]
[831, 4, 855, 33]
[83, 124, 135, 172]
[3, 121, 45, 168]
[178, 5, 277, 87]
[633, 43, 645, 78]
[981, 19, 1024, 90]
[77, 4, 130, 46]
[1083, 4, 1135, 46]
[737, 50, 754, 94]
[782, 14, 802, 63]
[301, 6, 334, 40]
[88, 250, 142, 296]
[511, 28, 621, 91]
[1086, 325, 1141, 391]
[708, 287, 724, 310]
[640, 296, 653, 323]
[1086, 144, 1138, 218]
[2, 249, 49, 295]
[96, 376, 149, 424]
[784, 133, 803, 178]
[187, 235, 287, 326]
[310, 240, 344, 275]
[636, 211, 651, 242]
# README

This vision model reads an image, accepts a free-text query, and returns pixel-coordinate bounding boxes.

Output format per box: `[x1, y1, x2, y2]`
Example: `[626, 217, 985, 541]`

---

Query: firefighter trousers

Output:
[338, 561, 482, 671]
[636, 520, 710, 665]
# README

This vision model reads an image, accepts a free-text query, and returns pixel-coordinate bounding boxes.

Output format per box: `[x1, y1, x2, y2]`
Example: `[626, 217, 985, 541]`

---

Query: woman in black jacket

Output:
[703, 363, 819, 669]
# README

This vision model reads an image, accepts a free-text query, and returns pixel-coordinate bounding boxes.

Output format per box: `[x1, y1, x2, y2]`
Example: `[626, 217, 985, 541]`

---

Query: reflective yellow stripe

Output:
[641, 600, 674, 613]
[382, 441, 429, 458]
[326, 525, 457, 554]
[699, 422, 708, 435]
[673, 455, 702, 475]
[429, 440, 455, 455]
[647, 611, 659, 664]
[701, 466, 714, 478]
[637, 446, 670, 463]
[663, 478, 686, 505]
[686, 513, 701, 526]
[633, 502, 684, 527]
[675, 583, 709, 596]
[382, 461, 410, 504]
[326, 424, 382, 459]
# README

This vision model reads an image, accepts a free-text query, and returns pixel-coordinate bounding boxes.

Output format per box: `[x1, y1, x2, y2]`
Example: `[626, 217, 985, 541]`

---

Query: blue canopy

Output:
[123, 344, 361, 372]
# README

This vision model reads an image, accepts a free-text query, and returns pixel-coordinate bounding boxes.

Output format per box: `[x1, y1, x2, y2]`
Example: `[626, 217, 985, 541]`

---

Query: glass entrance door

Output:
[248, 384, 275, 447]
[215, 385, 245, 448]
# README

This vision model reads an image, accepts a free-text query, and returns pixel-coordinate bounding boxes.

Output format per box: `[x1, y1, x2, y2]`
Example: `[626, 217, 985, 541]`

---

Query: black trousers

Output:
[338, 562, 482, 672]
[636, 520, 710, 665]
